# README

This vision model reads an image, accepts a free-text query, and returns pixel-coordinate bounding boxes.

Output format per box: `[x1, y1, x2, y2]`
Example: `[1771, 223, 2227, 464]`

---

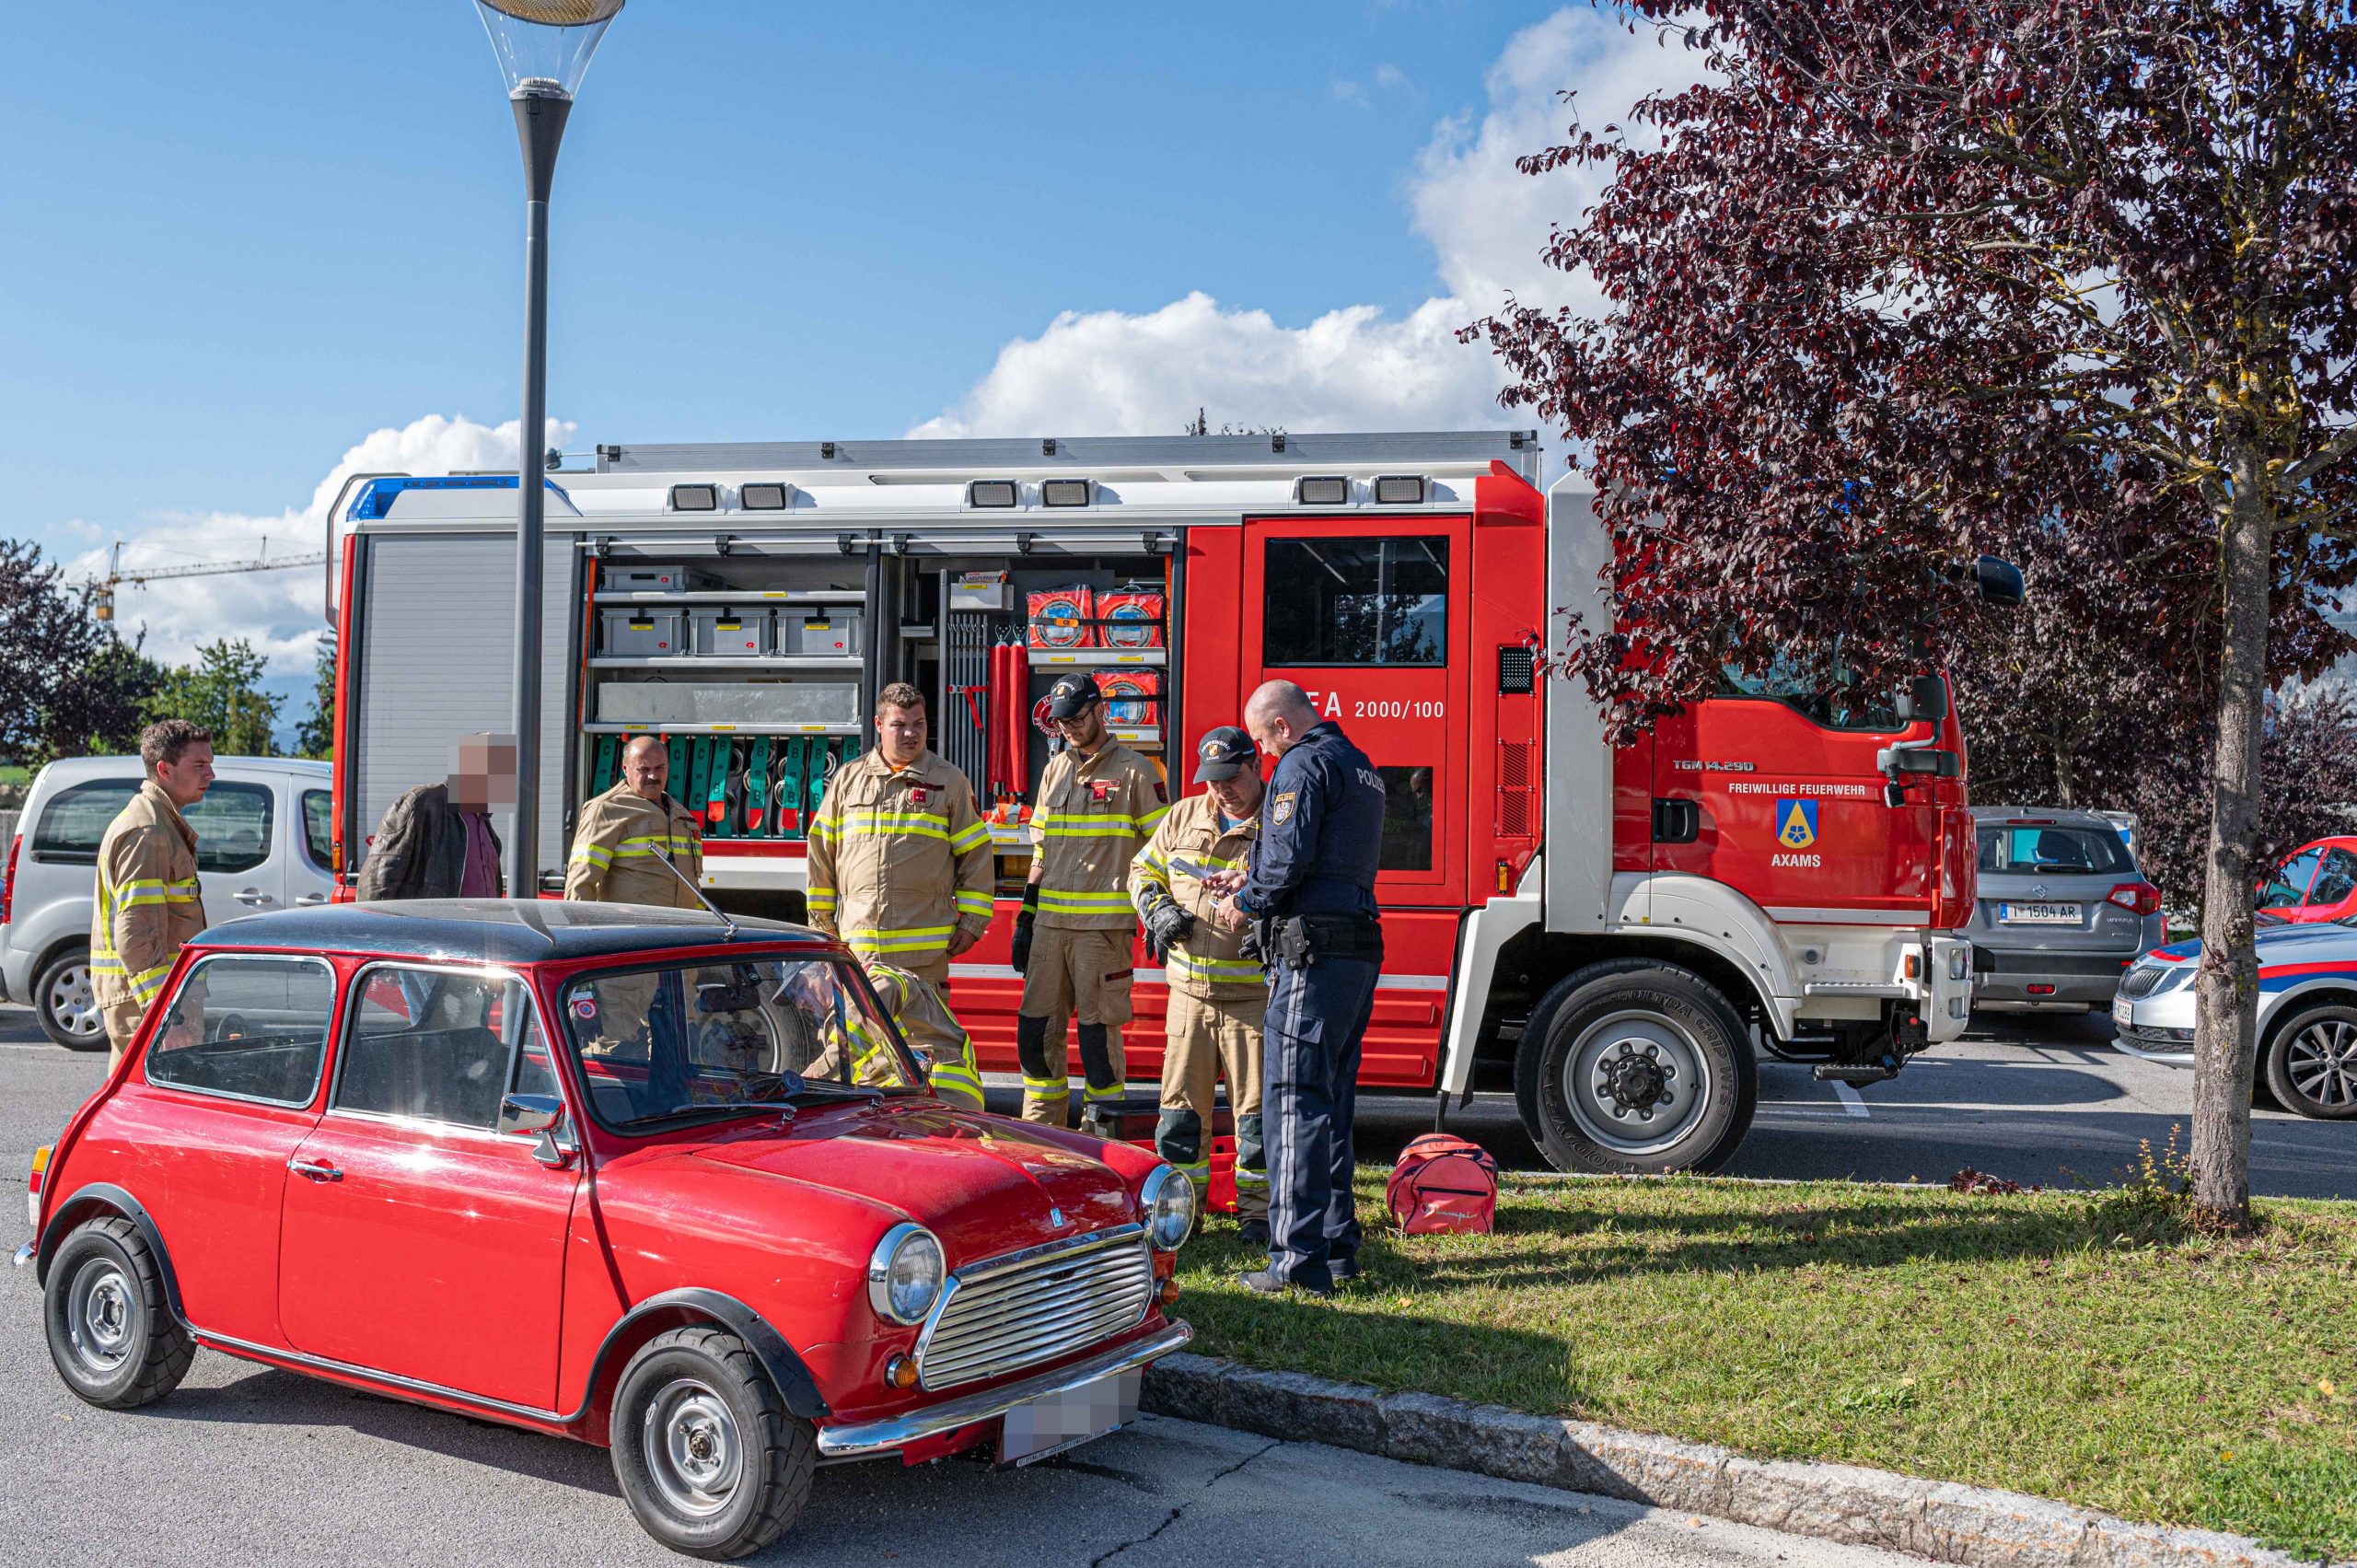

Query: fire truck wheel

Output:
[1515, 960, 1758, 1175]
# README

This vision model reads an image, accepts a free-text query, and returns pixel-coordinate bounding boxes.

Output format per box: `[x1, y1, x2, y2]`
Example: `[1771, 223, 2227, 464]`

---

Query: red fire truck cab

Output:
[325, 432, 1981, 1173]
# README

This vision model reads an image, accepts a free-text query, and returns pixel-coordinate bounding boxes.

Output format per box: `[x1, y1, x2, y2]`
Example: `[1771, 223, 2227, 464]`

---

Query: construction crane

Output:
[76, 539, 328, 622]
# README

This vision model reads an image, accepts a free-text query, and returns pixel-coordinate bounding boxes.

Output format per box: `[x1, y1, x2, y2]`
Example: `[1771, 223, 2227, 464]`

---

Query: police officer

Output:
[1210, 680, 1385, 1295]
[806, 683, 993, 1104]
[565, 734, 703, 906]
[90, 719, 215, 1066]
[1012, 673, 1167, 1132]
[1133, 726, 1271, 1238]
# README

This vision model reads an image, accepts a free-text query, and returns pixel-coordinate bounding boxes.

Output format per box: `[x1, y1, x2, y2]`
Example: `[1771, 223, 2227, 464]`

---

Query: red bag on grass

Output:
[1386, 1132, 1499, 1236]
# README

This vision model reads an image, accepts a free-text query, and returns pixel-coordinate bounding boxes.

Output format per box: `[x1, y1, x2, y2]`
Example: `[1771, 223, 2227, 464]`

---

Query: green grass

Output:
[1174, 1171, 2357, 1560]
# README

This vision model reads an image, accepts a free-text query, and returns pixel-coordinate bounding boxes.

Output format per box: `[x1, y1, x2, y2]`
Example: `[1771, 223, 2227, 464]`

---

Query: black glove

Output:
[1011, 888, 1039, 974]
[1143, 900, 1194, 963]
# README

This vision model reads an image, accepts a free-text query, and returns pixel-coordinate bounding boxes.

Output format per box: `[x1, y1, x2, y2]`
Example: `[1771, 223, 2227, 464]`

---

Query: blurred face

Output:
[447, 734, 518, 813]
[1206, 770, 1261, 819]
[1055, 703, 1107, 753]
[622, 738, 668, 800]
[877, 703, 927, 766]
[153, 742, 215, 807]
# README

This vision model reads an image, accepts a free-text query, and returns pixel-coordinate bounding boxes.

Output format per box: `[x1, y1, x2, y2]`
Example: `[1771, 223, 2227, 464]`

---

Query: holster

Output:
[1271, 913, 1384, 970]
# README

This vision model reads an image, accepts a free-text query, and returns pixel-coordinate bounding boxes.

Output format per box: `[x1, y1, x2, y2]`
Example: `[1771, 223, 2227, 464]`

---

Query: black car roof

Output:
[197, 900, 828, 965]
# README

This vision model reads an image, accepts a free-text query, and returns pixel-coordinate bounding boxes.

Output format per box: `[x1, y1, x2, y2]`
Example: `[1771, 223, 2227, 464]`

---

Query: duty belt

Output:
[1268, 913, 1384, 969]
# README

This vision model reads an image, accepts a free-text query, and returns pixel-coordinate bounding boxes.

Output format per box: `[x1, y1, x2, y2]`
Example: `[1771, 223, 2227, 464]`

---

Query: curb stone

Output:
[1140, 1353, 2349, 1568]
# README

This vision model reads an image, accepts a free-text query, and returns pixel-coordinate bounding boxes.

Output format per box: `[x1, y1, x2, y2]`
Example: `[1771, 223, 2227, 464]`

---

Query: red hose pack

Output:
[1027, 587, 1096, 651]
[1091, 668, 1161, 729]
[1385, 1133, 1499, 1236]
[1097, 588, 1166, 649]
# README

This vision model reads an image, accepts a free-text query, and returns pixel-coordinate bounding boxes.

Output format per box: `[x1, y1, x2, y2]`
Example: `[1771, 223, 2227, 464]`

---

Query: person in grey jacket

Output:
[357, 735, 511, 900]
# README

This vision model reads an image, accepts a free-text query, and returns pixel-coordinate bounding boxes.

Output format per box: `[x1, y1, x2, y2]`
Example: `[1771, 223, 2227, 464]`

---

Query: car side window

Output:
[2259, 847, 2323, 910]
[2306, 849, 2357, 910]
[301, 790, 332, 872]
[183, 783, 274, 876]
[145, 956, 336, 1106]
[29, 780, 140, 865]
[334, 966, 551, 1131]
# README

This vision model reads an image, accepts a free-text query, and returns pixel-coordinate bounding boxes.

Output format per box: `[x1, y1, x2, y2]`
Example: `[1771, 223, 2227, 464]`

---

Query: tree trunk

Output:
[2053, 737, 2074, 809]
[2189, 459, 2270, 1233]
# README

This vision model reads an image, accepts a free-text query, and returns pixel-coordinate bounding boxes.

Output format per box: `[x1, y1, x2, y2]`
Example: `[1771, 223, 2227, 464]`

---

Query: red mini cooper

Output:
[16, 901, 1194, 1559]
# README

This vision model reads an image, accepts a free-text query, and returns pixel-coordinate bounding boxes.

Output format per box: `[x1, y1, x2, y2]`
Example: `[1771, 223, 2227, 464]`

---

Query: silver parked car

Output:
[2114, 919, 2357, 1118]
[0, 754, 334, 1047]
[1968, 807, 2165, 1012]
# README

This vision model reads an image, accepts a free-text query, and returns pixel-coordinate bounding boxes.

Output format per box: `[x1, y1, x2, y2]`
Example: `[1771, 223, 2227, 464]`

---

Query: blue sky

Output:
[0, 2, 1692, 685]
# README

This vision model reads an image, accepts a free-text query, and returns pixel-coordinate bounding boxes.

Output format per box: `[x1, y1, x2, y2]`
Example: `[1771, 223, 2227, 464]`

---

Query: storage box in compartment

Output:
[1028, 587, 1096, 650]
[600, 564, 714, 593]
[776, 608, 865, 657]
[596, 680, 861, 727]
[690, 607, 772, 656]
[1097, 589, 1166, 649]
[599, 609, 684, 656]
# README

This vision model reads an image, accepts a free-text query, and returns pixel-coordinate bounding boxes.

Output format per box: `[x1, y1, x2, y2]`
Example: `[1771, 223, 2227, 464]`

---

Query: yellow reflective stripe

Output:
[949, 820, 992, 853]
[1170, 950, 1264, 980]
[1134, 806, 1169, 831]
[1021, 1074, 1068, 1095]
[1039, 890, 1135, 915]
[1169, 852, 1239, 876]
[929, 1063, 985, 1109]
[127, 962, 173, 1004]
[1035, 811, 1138, 827]
[954, 891, 993, 915]
[1171, 1161, 1211, 1184]
[89, 957, 125, 975]
[1083, 1080, 1127, 1103]
[846, 925, 957, 956]
[571, 843, 614, 866]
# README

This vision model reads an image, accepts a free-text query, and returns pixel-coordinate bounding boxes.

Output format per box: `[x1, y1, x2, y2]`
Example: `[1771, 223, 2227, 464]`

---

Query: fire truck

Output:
[324, 431, 1986, 1174]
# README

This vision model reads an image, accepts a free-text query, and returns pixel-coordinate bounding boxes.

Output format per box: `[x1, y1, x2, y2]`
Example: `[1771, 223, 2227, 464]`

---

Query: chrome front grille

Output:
[2118, 965, 2167, 1000]
[914, 1225, 1155, 1391]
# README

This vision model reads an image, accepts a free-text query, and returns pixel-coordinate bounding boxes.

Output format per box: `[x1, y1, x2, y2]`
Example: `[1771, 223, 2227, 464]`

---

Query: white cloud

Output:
[909, 8, 1702, 442]
[71, 412, 573, 678]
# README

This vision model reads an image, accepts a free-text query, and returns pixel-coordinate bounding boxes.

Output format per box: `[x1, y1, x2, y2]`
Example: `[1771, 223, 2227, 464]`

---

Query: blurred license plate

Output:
[1998, 902, 2081, 924]
[2112, 996, 2133, 1027]
[998, 1368, 1140, 1466]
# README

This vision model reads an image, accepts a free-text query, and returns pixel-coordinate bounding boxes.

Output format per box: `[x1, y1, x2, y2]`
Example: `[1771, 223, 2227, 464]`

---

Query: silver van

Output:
[0, 755, 333, 1047]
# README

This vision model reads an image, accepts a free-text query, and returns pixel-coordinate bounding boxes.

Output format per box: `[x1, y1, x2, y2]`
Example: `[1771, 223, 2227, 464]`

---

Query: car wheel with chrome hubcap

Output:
[611, 1326, 813, 1560]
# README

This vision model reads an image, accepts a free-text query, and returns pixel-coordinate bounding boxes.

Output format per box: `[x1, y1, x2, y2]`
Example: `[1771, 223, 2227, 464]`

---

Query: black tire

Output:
[43, 1215, 195, 1409]
[610, 1326, 815, 1560]
[1515, 959, 1759, 1175]
[34, 947, 109, 1051]
[2261, 1002, 2357, 1120]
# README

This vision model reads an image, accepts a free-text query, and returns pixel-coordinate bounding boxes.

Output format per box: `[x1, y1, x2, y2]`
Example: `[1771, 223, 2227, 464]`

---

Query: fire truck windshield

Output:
[1716, 657, 1909, 733]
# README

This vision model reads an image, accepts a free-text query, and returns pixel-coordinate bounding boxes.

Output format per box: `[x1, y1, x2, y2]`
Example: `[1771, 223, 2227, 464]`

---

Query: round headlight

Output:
[867, 1224, 945, 1326]
[1141, 1164, 1196, 1252]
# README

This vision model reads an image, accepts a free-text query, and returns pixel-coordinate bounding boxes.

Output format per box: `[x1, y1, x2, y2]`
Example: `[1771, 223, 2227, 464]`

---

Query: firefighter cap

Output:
[1192, 725, 1256, 783]
[1046, 673, 1102, 719]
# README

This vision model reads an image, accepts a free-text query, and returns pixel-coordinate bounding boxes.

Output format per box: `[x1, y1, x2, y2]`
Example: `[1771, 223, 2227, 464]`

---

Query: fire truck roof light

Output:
[1373, 474, 1427, 505]
[668, 483, 718, 512]
[968, 480, 1019, 509]
[1295, 476, 1349, 506]
[739, 482, 790, 510]
[1040, 479, 1092, 508]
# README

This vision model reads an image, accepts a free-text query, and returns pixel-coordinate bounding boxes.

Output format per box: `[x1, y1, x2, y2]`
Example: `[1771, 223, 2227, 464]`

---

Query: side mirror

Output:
[499, 1093, 575, 1168]
[1973, 555, 2026, 607]
[1893, 676, 1949, 724]
[1876, 745, 1961, 778]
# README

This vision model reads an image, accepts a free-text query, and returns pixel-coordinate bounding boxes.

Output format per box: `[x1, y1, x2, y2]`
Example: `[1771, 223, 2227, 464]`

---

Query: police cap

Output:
[1046, 673, 1102, 719]
[1192, 725, 1256, 783]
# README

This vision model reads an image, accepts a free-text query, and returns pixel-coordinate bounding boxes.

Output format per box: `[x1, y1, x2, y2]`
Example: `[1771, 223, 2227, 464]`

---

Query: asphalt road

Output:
[0, 1003, 1917, 1567]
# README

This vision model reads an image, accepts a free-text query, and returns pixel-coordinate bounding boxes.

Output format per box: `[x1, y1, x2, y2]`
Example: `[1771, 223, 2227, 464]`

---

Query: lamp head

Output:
[475, 0, 623, 100]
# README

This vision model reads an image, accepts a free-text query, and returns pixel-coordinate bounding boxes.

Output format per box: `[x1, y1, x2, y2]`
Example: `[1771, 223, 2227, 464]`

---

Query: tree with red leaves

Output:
[1470, 0, 2357, 1229]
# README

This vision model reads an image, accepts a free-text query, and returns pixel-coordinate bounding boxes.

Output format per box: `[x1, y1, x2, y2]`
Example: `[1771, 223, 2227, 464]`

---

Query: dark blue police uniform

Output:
[1232, 719, 1386, 1291]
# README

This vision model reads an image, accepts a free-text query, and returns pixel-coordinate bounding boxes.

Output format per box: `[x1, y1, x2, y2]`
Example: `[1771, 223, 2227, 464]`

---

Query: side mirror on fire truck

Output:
[1971, 555, 2026, 607]
[1893, 676, 1949, 724]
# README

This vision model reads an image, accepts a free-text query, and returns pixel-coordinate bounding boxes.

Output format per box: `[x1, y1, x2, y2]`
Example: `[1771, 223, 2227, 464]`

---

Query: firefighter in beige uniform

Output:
[1011, 674, 1167, 1132]
[91, 721, 216, 1067]
[805, 684, 992, 1109]
[564, 735, 703, 1050]
[1132, 726, 1270, 1235]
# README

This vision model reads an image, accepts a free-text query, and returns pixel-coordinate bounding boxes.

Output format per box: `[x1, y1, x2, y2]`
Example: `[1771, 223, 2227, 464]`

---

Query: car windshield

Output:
[1976, 824, 2132, 877]
[558, 953, 923, 1133]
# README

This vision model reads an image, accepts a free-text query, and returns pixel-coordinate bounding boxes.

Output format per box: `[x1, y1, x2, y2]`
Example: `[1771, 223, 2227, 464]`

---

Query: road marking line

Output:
[1834, 1082, 1869, 1118]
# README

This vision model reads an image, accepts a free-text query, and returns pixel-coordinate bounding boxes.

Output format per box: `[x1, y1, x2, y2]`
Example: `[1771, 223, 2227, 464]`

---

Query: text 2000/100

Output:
[1355, 699, 1446, 720]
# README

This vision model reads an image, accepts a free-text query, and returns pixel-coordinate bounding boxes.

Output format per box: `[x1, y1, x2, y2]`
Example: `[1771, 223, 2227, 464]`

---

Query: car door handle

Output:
[295, 894, 330, 906]
[288, 1158, 343, 1181]
[234, 888, 276, 906]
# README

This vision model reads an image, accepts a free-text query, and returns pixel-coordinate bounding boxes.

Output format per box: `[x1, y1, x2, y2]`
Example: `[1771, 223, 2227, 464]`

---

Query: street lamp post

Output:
[474, 0, 622, 897]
